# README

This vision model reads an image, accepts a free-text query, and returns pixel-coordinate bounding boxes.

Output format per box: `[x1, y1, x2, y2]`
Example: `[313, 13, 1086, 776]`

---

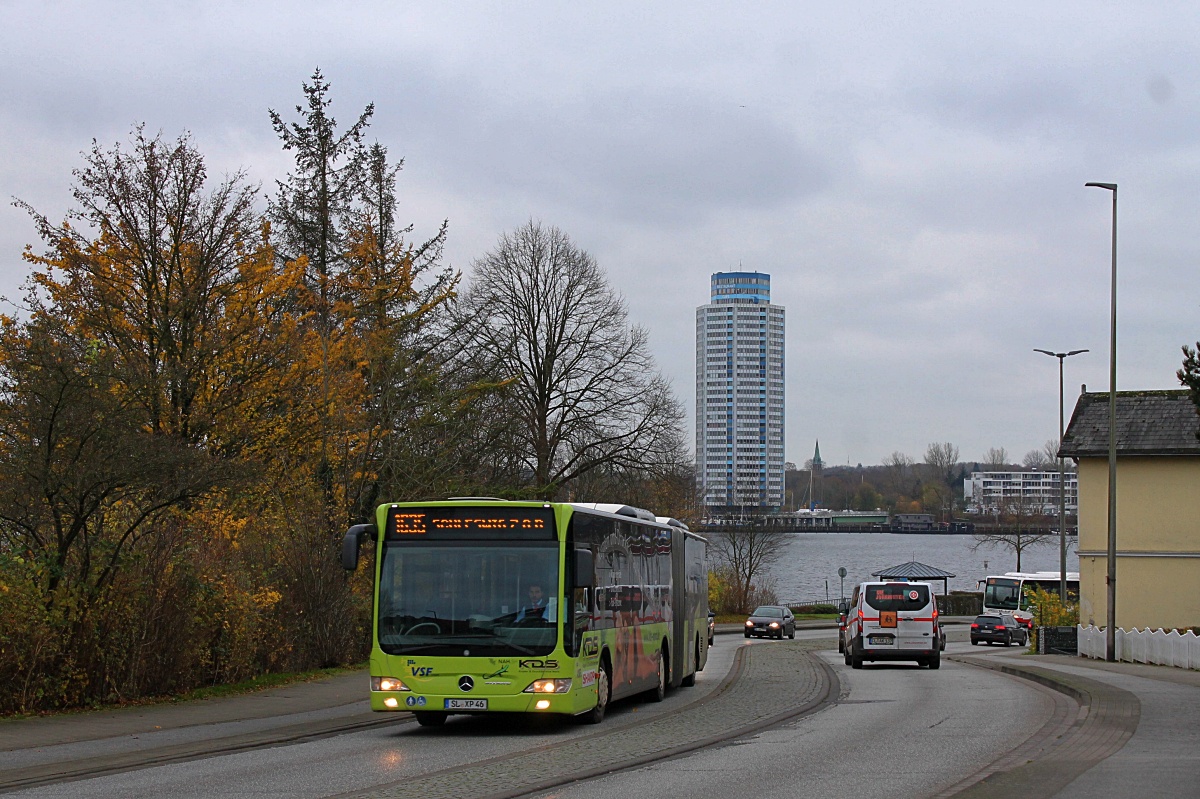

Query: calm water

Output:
[748, 532, 1080, 605]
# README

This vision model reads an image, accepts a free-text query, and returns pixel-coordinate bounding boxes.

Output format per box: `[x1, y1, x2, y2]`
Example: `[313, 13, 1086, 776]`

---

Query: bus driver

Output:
[516, 582, 548, 621]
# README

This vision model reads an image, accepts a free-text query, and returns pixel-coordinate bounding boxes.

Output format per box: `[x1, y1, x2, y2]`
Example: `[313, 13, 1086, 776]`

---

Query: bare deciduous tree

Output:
[710, 527, 786, 613]
[882, 451, 914, 498]
[972, 492, 1055, 571]
[1023, 449, 1049, 469]
[1042, 438, 1068, 469]
[923, 442, 959, 521]
[983, 447, 1009, 468]
[924, 442, 959, 480]
[456, 221, 686, 499]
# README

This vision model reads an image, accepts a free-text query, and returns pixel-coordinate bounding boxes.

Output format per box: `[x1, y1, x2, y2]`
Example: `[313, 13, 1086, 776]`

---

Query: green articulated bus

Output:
[341, 499, 709, 727]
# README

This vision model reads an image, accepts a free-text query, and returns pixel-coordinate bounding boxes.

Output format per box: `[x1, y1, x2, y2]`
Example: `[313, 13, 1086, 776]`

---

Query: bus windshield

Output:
[377, 542, 560, 657]
[984, 578, 1021, 611]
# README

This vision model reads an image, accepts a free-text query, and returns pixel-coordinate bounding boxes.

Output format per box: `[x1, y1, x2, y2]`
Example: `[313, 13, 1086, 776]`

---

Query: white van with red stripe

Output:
[842, 581, 941, 670]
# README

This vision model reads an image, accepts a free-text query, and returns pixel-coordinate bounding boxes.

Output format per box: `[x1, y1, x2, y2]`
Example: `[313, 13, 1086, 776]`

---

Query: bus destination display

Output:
[386, 506, 556, 540]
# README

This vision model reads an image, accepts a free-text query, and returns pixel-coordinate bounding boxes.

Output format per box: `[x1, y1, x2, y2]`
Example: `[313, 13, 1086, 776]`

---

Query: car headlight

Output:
[769, 621, 780, 628]
[524, 678, 572, 694]
[745, 620, 755, 627]
[371, 676, 410, 692]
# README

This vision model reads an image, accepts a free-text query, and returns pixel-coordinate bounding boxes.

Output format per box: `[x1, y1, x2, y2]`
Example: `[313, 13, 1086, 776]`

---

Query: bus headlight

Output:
[524, 678, 572, 694]
[371, 677, 410, 692]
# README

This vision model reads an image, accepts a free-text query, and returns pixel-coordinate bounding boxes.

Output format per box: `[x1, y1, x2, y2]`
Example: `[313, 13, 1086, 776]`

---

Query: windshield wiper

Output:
[497, 640, 538, 655]
[390, 644, 446, 655]
[425, 633, 541, 655]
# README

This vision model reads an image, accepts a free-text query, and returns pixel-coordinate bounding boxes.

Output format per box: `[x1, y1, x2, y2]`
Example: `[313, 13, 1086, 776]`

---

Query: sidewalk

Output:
[0, 670, 382, 793]
[0, 670, 372, 750]
[946, 648, 1200, 799]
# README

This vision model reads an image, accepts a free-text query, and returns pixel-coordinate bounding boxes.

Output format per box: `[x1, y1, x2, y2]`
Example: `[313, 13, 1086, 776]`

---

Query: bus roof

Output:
[991, 571, 1080, 581]
[569, 502, 657, 522]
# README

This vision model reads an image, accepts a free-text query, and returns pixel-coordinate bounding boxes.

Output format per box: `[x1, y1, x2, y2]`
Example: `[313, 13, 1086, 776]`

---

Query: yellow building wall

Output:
[1075, 457, 1200, 630]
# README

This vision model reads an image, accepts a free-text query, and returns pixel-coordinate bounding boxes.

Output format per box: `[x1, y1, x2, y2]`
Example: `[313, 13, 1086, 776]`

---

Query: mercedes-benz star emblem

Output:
[458, 675, 474, 692]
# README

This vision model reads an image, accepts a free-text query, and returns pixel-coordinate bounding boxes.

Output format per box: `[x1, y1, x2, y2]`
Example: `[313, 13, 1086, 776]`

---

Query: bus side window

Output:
[572, 587, 590, 653]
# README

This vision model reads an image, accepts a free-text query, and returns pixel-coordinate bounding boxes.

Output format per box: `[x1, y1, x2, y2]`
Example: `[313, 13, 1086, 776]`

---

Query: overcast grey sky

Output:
[2, 3, 1197, 468]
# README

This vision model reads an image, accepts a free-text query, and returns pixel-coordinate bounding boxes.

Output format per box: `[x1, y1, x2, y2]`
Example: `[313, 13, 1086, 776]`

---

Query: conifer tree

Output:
[268, 67, 374, 330]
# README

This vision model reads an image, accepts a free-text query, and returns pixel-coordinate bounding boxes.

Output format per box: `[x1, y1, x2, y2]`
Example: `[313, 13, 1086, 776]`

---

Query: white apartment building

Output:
[695, 271, 785, 512]
[963, 470, 1079, 516]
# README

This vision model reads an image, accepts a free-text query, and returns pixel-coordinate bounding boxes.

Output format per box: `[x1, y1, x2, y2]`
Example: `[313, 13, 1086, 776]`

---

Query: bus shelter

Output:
[871, 561, 955, 596]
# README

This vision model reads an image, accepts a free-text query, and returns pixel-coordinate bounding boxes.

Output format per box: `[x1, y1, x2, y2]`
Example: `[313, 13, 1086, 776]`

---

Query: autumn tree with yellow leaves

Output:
[1, 129, 313, 708]
[0, 72, 689, 713]
[0, 71, 514, 710]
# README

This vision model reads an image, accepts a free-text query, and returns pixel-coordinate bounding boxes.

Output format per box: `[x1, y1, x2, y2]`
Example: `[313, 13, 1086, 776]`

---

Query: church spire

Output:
[809, 441, 822, 511]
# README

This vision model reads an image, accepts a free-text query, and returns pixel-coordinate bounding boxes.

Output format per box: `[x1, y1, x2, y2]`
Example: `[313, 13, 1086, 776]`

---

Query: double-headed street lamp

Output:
[1086, 181, 1118, 662]
[1034, 348, 1088, 603]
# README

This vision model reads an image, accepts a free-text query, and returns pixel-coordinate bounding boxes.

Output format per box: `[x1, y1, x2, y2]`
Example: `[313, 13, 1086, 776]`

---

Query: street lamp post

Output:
[1034, 348, 1088, 603]
[1086, 181, 1118, 662]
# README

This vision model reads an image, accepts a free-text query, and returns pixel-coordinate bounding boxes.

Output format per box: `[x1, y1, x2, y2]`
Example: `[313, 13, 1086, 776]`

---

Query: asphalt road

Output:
[7, 626, 1195, 799]
[527, 634, 1054, 799]
[5, 627, 1040, 799]
[3, 635, 754, 798]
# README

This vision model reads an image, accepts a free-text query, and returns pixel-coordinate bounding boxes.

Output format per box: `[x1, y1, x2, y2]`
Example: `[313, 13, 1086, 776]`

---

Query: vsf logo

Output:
[410, 666, 434, 677]
[518, 659, 559, 670]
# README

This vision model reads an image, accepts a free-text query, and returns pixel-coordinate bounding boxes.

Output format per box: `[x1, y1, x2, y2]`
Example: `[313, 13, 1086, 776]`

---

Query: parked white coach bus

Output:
[981, 571, 1078, 629]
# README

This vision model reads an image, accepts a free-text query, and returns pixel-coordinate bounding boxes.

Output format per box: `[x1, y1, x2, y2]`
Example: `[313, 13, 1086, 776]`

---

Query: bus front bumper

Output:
[371, 690, 585, 715]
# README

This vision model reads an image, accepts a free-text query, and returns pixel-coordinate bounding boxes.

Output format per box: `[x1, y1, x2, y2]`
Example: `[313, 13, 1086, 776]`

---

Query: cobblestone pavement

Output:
[333, 642, 836, 799]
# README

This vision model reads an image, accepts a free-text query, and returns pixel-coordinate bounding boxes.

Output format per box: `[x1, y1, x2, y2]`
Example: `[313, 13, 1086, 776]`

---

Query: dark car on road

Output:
[970, 613, 1028, 647]
[744, 605, 795, 639]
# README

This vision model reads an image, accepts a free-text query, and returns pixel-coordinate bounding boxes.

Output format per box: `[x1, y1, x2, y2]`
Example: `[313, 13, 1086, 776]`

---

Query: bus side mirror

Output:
[341, 523, 375, 571]
[574, 549, 594, 588]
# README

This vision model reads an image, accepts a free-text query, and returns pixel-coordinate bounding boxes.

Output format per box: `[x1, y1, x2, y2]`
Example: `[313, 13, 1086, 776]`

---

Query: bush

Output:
[0, 491, 372, 715]
[0, 556, 78, 713]
[707, 566, 778, 615]
[1027, 586, 1079, 651]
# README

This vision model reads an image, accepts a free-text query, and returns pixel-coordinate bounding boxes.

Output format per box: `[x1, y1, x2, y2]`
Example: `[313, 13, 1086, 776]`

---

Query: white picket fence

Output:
[1077, 624, 1200, 670]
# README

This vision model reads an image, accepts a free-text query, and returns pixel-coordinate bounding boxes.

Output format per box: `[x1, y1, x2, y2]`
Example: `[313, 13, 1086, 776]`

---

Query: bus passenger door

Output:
[568, 549, 594, 657]
[572, 588, 591, 653]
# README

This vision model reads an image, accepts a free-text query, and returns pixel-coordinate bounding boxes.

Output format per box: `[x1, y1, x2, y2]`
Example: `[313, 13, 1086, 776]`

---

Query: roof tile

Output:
[1059, 390, 1200, 457]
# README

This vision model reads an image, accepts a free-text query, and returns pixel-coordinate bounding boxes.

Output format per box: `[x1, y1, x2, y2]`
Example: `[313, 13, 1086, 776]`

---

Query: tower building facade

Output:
[695, 271, 785, 514]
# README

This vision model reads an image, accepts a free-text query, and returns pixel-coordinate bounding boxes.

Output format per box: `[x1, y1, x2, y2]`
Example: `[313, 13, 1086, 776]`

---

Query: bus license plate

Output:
[444, 698, 487, 710]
